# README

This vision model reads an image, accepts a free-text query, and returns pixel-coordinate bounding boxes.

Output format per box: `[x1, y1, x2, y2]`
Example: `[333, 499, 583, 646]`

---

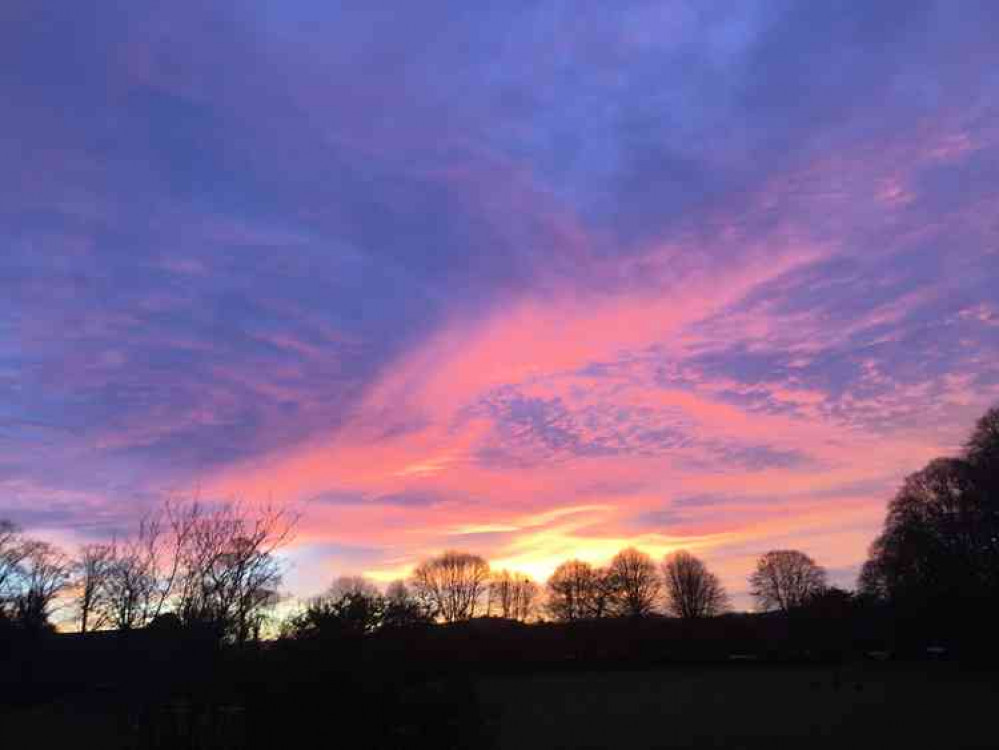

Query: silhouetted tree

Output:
[487, 571, 538, 621]
[546, 560, 602, 621]
[281, 598, 331, 640]
[965, 405, 999, 588]
[861, 452, 999, 611]
[857, 406, 999, 628]
[856, 556, 890, 603]
[382, 580, 433, 629]
[72, 543, 115, 633]
[101, 532, 161, 630]
[91, 505, 196, 631]
[83, 499, 294, 640]
[749, 550, 827, 613]
[0, 520, 28, 619]
[0, 522, 73, 630]
[411, 551, 489, 623]
[284, 583, 385, 639]
[146, 611, 183, 632]
[327, 575, 381, 601]
[12, 540, 71, 630]
[803, 586, 854, 616]
[965, 404, 999, 470]
[323, 576, 385, 635]
[172, 501, 294, 643]
[607, 548, 660, 617]
[661, 551, 729, 618]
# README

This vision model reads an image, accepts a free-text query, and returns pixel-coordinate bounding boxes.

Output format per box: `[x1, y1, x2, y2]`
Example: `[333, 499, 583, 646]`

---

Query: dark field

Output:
[476, 663, 999, 750]
[4, 660, 998, 749]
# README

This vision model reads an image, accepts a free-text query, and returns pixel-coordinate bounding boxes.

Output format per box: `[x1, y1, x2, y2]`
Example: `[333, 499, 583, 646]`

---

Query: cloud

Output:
[2, 1, 998, 609]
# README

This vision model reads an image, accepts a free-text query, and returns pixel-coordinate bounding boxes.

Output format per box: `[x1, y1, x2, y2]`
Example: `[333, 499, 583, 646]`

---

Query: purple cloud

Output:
[2, 1, 998, 605]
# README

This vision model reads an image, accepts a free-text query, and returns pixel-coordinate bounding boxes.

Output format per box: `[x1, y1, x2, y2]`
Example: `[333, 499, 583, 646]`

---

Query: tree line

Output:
[3, 404, 996, 646]
[1, 500, 294, 642]
[280, 545, 829, 639]
[0, 511, 826, 638]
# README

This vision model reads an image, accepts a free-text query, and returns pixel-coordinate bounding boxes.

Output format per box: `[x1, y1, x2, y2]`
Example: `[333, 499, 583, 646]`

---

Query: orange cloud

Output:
[200, 119, 999, 604]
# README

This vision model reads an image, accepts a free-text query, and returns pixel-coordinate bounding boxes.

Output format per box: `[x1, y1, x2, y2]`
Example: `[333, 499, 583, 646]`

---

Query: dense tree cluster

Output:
[859, 406, 999, 620]
[544, 549, 735, 622]
[282, 577, 432, 639]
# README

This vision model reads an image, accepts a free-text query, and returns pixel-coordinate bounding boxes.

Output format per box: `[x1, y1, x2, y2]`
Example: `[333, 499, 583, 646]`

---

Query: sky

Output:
[2, 1, 998, 608]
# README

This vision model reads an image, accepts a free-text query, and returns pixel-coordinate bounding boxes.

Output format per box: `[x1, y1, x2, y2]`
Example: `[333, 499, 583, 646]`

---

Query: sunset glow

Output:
[4, 2, 998, 608]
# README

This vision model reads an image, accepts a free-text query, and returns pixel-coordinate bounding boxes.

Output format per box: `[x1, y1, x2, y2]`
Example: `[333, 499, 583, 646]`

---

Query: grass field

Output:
[6, 661, 998, 749]
[476, 663, 999, 750]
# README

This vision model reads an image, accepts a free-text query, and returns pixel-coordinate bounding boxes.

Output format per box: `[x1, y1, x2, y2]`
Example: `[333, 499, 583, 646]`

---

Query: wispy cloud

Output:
[2, 1, 998, 607]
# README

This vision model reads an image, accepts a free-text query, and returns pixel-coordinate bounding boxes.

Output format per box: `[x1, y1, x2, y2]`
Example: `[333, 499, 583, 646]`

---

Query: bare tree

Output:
[172, 501, 295, 643]
[487, 570, 539, 621]
[661, 551, 728, 618]
[411, 551, 489, 623]
[91, 505, 189, 631]
[0, 520, 28, 617]
[72, 543, 115, 632]
[0, 522, 74, 630]
[607, 547, 660, 617]
[89, 499, 293, 640]
[591, 567, 621, 618]
[12, 540, 71, 630]
[749, 550, 827, 612]
[102, 528, 163, 630]
[546, 560, 601, 621]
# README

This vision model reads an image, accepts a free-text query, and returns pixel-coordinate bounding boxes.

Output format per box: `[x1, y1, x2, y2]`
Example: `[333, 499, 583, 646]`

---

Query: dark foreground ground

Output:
[476, 663, 999, 750]
[6, 662, 996, 749]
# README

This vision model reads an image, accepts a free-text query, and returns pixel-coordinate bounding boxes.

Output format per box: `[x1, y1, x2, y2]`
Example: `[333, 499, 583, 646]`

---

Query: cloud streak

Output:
[2, 1, 998, 607]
